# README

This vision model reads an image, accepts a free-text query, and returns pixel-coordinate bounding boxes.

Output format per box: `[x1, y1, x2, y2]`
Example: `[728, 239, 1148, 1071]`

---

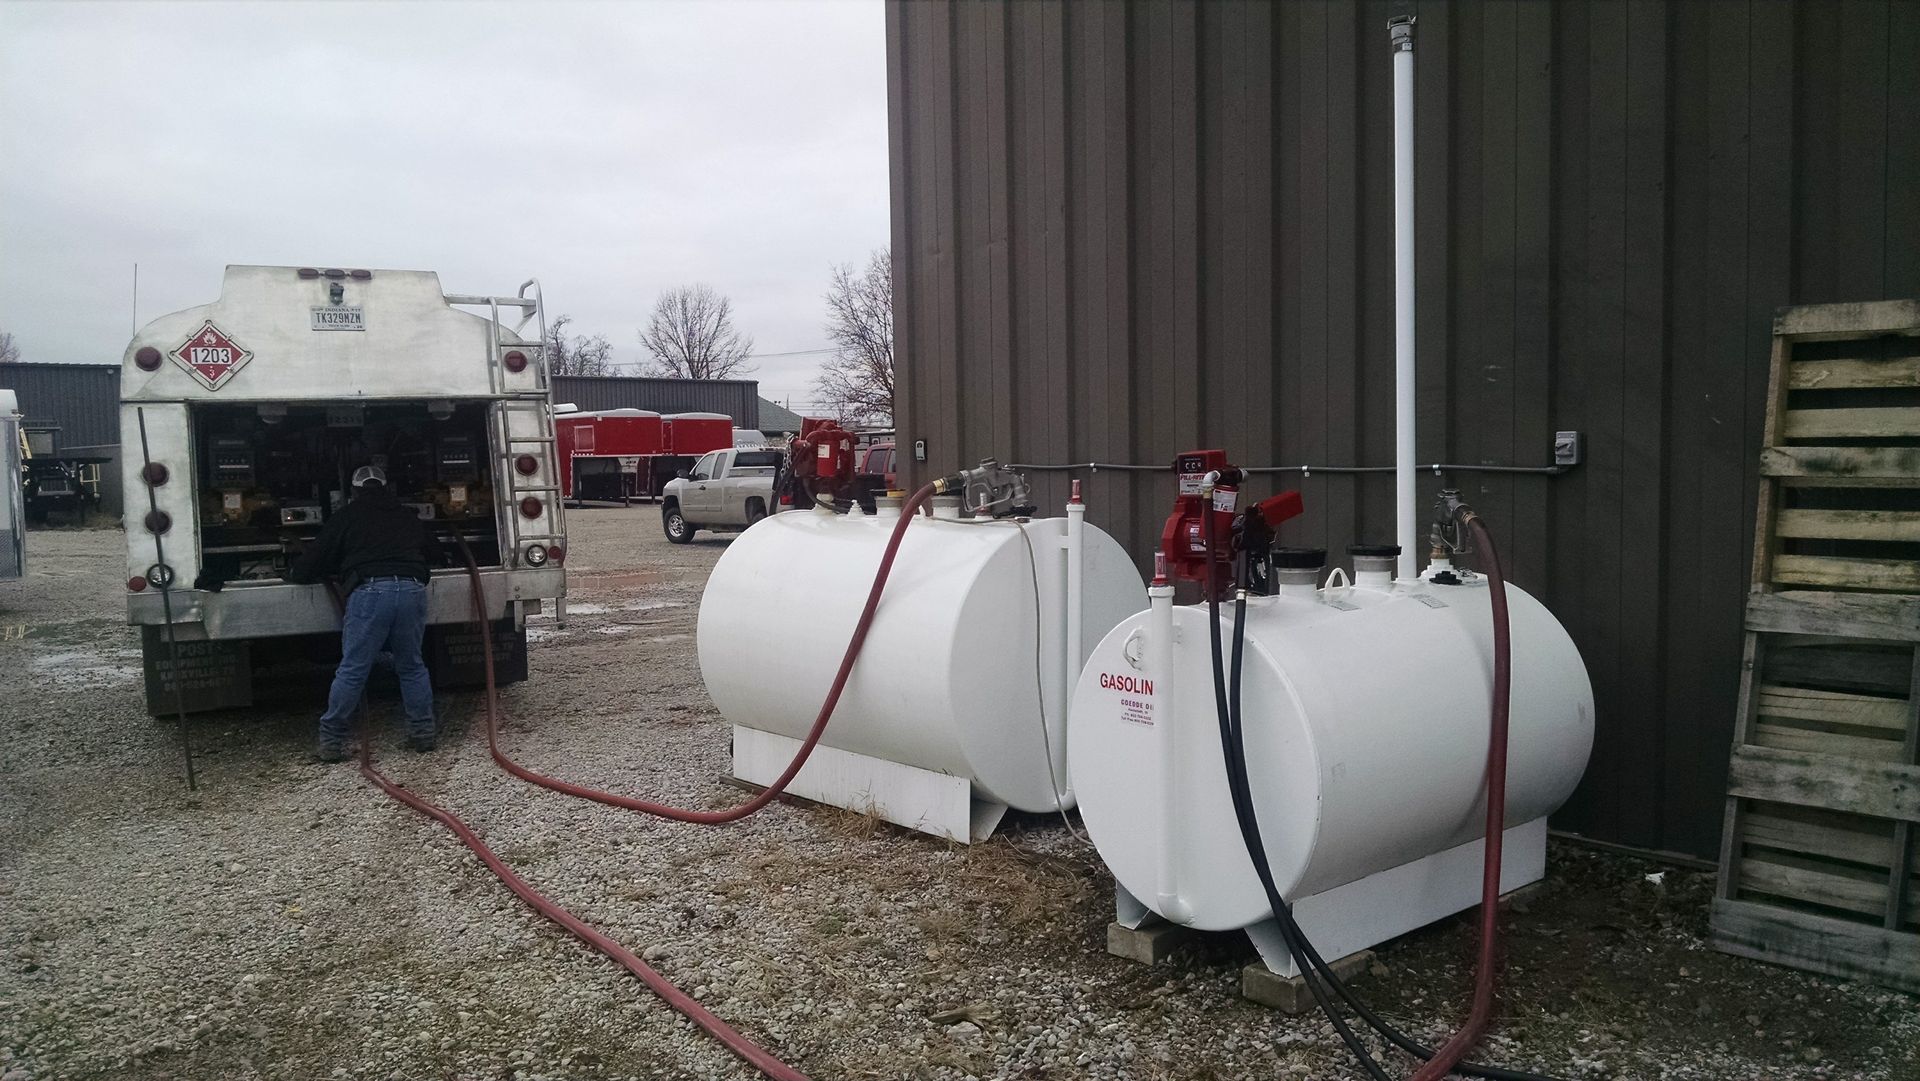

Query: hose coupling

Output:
[1429, 487, 1478, 556]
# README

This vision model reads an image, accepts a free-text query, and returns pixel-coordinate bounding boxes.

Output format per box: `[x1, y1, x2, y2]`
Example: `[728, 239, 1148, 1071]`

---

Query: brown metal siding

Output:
[886, 0, 1920, 858]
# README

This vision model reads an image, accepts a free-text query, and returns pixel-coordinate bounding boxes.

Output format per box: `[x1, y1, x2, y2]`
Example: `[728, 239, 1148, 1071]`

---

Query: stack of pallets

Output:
[1711, 299, 1920, 992]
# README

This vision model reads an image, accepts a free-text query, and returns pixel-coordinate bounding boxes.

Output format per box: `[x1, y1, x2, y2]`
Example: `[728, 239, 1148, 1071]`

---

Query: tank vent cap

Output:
[1271, 546, 1328, 570]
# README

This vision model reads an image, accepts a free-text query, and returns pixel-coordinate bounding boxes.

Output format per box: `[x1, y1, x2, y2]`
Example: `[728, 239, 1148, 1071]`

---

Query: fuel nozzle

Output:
[933, 459, 1034, 518]
[1428, 487, 1477, 558]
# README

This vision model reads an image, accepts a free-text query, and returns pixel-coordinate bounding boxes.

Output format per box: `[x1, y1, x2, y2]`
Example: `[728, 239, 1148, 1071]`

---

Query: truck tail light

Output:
[524, 544, 548, 567]
[128, 576, 148, 592]
[514, 454, 539, 476]
[503, 350, 529, 373]
[144, 510, 173, 534]
[519, 496, 542, 519]
[546, 545, 565, 564]
[141, 462, 169, 486]
[298, 267, 320, 279]
[134, 346, 162, 371]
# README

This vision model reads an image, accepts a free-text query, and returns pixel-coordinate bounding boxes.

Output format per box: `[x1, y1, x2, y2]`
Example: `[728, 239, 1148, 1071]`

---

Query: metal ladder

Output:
[448, 278, 568, 624]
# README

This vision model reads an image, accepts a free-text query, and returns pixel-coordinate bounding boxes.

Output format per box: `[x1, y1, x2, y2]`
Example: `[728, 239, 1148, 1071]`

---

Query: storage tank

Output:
[698, 497, 1145, 841]
[1068, 564, 1592, 972]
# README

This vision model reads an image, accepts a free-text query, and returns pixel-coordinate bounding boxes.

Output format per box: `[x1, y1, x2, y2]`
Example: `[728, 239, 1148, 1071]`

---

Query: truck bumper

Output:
[124, 567, 566, 640]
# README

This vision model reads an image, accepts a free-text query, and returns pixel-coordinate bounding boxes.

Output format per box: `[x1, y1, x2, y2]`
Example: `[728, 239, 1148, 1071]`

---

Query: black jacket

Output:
[288, 486, 437, 591]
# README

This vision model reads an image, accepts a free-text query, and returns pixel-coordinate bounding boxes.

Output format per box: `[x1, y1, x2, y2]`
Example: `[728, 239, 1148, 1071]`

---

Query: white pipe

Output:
[1065, 481, 1086, 732]
[1392, 17, 1418, 580]
[1148, 555, 1189, 922]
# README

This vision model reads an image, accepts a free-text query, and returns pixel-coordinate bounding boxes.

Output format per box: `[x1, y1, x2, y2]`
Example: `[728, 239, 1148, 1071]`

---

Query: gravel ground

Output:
[1, 508, 1914, 1081]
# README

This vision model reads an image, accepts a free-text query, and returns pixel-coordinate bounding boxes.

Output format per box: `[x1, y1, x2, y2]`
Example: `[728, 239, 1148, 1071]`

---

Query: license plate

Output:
[310, 306, 365, 331]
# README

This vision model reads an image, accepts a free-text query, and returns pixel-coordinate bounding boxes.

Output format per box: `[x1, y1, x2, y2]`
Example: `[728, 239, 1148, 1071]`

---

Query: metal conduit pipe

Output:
[1010, 461, 1571, 477]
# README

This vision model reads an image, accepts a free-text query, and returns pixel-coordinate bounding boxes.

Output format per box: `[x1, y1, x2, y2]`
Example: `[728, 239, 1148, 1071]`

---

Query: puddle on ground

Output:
[30, 647, 143, 690]
[526, 627, 569, 644]
[573, 571, 665, 589]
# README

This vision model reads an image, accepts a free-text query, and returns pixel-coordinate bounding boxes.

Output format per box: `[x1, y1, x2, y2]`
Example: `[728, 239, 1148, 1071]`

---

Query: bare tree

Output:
[0, 331, 20, 364]
[812, 249, 893, 426]
[638, 284, 756, 379]
[543, 315, 614, 377]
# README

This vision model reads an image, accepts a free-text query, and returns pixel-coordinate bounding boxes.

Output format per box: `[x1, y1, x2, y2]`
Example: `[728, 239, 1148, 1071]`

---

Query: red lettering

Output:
[1099, 672, 1153, 696]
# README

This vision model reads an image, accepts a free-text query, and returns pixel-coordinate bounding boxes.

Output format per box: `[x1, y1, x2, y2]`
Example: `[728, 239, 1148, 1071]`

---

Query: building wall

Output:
[886, 0, 1920, 858]
[0, 363, 122, 449]
[552, 376, 760, 428]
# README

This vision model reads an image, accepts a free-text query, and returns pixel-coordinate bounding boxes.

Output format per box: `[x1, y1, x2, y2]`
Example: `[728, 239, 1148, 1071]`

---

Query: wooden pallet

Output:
[1711, 299, 1920, 993]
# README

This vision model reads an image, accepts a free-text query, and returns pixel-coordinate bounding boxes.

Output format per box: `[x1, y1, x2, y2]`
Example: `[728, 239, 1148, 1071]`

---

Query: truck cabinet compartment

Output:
[189, 400, 504, 586]
[141, 621, 528, 716]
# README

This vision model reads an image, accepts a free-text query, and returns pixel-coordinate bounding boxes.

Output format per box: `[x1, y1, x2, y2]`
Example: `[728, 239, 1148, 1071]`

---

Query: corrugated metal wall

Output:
[886, 0, 1920, 858]
[0, 363, 122, 449]
[552, 376, 760, 428]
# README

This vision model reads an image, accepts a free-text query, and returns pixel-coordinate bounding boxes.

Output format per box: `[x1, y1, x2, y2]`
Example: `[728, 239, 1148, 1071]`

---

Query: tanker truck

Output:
[119, 265, 568, 714]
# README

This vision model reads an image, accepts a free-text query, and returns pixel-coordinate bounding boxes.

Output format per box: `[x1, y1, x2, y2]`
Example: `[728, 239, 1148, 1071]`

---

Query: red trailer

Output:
[556, 408, 739, 503]
[661, 412, 735, 455]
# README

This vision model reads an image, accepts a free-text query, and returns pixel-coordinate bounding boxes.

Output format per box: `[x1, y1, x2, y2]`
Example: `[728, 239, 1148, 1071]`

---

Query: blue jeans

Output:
[319, 577, 435, 744]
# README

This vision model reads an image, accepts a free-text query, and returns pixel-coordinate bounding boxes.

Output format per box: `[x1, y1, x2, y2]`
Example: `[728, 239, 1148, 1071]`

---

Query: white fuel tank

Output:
[1068, 573, 1593, 932]
[698, 504, 1145, 833]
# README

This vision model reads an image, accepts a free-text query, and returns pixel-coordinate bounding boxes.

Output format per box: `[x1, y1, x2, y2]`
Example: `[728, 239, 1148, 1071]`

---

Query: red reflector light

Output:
[141, 462, 169, 486]
[502, 350, 529, 373]
[350, 269, 372, 280]
[128, 576, 148, 592]
[546, 545, 565, 564]
[134, 346, 162, 371]
[324, 268, 346, 279]
[297, 267, 320, 279]
[518, 496, 541, 519]
[144, 510, 172, 534]
[514, 454, 539, 476]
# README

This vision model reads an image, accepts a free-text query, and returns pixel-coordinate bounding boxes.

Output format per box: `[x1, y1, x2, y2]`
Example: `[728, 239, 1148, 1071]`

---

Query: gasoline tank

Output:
[698, 500, 1144, 840]
[1068, 569, 1593, 941]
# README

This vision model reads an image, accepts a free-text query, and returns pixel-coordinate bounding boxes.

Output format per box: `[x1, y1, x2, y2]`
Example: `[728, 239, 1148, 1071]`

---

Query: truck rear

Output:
[120, 265, 567, 714]
[0, 390, 22, 581]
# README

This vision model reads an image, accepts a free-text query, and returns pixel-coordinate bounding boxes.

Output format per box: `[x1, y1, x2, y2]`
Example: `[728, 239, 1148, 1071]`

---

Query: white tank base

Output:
[732, 725, 1009, 843]
[1115, 817, 1548, 978]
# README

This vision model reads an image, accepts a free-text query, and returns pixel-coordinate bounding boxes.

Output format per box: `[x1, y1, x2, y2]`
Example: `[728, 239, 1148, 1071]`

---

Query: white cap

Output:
[351, 465, 387, 488]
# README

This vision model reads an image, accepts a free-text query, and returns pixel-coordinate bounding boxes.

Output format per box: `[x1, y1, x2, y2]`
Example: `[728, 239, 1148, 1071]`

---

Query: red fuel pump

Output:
[1159, 450, 1304, 599]
[779, 419, 859, 507]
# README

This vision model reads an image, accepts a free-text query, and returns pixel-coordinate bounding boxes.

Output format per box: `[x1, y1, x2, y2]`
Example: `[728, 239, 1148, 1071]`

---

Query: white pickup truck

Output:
[660, 447, 782, 543]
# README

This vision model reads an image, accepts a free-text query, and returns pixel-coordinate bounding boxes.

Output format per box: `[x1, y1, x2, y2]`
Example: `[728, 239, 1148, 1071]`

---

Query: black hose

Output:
[1205, 508, 1567, 1081]
[1203, 509, 1395, 1081]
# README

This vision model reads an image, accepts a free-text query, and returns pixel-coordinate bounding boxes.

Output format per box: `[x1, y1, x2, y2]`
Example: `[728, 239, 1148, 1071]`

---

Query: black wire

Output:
[1206, 508, 1568, 1081]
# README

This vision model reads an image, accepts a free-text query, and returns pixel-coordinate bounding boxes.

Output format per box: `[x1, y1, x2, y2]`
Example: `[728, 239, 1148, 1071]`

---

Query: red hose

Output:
[461, 482, 940, 822]
[341, 484, 943, 1080]
[1407, 515, 1512, 1081]
[354, 745, 811, 1081]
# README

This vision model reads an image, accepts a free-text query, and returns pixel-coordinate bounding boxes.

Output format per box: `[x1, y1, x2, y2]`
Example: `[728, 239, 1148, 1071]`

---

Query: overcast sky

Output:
[0, 0, 889, 410]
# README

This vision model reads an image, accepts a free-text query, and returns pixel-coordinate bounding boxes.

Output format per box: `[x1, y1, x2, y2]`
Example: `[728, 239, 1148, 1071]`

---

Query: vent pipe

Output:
[1391, 15, 1417, 580]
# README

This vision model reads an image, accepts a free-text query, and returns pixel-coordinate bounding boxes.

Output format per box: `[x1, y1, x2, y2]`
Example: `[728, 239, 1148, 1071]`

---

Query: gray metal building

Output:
[0, 363, 121, 449]
[553, 376, 760, 428]
[885, 0, 1920, 859]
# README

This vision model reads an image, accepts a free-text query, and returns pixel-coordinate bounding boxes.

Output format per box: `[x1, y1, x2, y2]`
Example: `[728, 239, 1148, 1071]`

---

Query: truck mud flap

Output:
[142, 628, 253, 716]
[426, 619, 528, 688]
